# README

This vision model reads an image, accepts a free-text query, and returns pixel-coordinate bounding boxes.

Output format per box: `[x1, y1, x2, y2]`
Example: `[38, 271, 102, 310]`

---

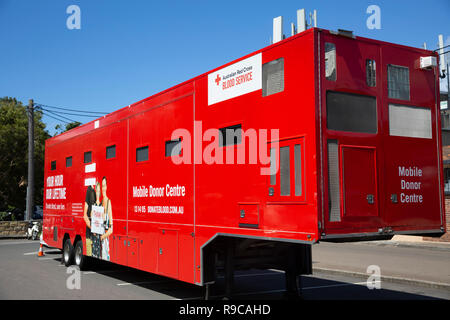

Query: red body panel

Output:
[43, 28, 445, 285]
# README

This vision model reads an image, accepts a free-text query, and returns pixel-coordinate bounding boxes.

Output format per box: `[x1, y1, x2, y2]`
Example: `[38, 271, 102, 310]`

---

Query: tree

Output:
[0, 97, 50, 212]
[55, 121, 81, 135]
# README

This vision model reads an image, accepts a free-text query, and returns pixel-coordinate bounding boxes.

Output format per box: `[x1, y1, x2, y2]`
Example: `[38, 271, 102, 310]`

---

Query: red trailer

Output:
[42, 28, 445, 297]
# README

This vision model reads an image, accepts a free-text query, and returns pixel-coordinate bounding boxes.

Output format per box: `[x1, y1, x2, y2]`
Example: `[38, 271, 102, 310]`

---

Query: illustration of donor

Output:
[83, 176, 113, 261]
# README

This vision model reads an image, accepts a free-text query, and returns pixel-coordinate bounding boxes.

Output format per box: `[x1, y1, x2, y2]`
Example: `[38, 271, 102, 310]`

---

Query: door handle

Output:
[390, 194, 398, 203]
[366, 194, 374, 204]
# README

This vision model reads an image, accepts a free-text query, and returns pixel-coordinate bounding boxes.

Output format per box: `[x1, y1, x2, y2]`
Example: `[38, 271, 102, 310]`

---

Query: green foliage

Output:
[55, 121, 81, 135]
[0, 97, 50, 212]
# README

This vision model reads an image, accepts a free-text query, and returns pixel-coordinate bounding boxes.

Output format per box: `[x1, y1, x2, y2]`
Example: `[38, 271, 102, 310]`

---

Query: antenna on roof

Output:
[272, 8, 318, 44]
[439, 34, 446, 74]
[272, 16, 283, 44]
[297, 9, 306, 33]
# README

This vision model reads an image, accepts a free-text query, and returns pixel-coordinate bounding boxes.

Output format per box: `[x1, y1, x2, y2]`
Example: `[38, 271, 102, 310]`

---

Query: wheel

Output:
[74, 240, 88, 270]
[62, 238, 74, 266]
[32, 230, 38, 240]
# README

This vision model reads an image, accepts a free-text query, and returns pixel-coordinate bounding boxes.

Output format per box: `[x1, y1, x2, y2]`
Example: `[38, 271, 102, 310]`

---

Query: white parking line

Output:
[114, 272, 281, 288]
[183, 280, 382, 300]
[83, 269, 127, 275]
[23, 251, 38, 255]
[0, 241, 38, 246]
[302, 281, 379, 290]
[24, 250, 59, 255]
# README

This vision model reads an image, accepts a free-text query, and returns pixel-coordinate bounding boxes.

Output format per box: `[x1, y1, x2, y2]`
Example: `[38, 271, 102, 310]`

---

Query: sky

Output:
[0, 0, 449, 135]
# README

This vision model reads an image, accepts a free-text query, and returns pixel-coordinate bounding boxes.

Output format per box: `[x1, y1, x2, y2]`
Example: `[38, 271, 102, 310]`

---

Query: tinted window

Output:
[219, 124, 242, 146]
[84, 151, 92, 164]
[270, 148, 276, 186]
[136, 146, 149, 162]
[262, 58, 284, 96]
[366, 59, 376, 87]
[388, 64, 410, 100]
[106, 145, 116, 159]
[326, 91, 377, 134]
[66, 156, 72, 168]
[294, 144, 302, 196]
[165, 139, 181, 157]
[325, 43, 336, 81]
[280, 146, 290, 196]
[327, 140, 341, 222]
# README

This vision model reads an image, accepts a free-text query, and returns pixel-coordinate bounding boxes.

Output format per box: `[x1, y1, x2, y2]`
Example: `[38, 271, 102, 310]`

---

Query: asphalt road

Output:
[0, 239, 449, 300]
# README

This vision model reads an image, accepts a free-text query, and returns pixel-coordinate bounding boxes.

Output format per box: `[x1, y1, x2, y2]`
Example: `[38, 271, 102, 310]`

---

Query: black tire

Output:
[74, 240, 88, 271]
[63, 238, 74, 267]
[32, 230, 38, 241]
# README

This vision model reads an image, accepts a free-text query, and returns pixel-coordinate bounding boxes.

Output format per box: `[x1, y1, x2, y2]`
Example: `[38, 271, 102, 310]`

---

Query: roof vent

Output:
[331, 29, 355, 38]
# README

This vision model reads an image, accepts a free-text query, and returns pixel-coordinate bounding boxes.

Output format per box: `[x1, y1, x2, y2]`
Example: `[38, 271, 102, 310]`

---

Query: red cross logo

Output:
[215, 74, 221, 86]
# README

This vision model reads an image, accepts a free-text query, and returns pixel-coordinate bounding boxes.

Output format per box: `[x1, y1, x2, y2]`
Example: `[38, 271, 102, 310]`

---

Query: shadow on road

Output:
[67, 257, 444, 300]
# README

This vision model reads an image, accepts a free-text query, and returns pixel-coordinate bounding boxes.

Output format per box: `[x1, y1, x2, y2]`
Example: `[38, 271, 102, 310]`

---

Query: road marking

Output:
[83, 269, 127, 275]
[302, 281, 380, 290]
[23, 249, 59, 255]
[23, 251, 38, 255]
[114, 272, 281, 288]
[183, 280, 382, 300]
[0, 241, 39, 246]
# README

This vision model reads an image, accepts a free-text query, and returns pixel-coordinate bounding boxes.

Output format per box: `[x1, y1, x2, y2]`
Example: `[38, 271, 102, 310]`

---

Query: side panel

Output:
[319, 31, 444, 237]
[193, 31, 319, 284]
[341, 146, 378, 217]
[127, 91, 195, 282]
[157, 229, 179, 278]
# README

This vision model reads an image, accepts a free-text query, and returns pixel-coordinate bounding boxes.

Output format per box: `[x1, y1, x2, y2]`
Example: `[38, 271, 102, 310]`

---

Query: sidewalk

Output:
[312, 240, 450, 290]
[358, 235, 450, 252]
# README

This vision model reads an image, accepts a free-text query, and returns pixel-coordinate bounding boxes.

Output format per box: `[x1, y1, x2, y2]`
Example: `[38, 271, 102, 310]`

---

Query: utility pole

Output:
[26, 99, 34, 221]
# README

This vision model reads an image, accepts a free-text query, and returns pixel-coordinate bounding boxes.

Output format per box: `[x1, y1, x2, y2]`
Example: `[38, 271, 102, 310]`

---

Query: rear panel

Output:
[318, 30, 445, 239]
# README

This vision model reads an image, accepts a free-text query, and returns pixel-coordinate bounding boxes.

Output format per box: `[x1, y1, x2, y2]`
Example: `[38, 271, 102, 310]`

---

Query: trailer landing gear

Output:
[202, 237, 312, 300]
[284, 272, 302, 300]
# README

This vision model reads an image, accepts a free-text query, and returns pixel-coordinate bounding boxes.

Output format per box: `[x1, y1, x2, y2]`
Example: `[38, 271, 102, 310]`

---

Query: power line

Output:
[435, 44, 450, 52]
[36, 107, 76, 124]
[39, 107, 79, 123]
[35, 103, 108, 115]
[39, 111, 72, 124]
[38, 106, 101, 118]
